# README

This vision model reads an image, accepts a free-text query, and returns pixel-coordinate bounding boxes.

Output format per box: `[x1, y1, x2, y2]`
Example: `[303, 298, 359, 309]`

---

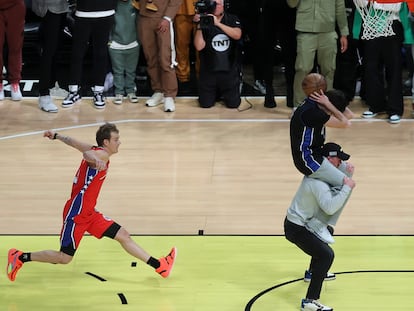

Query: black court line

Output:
[118, 293, 128, 304]
[85, 272, 128, 305]
[85, 272, 107, 282]
[244, 270, 414, 311]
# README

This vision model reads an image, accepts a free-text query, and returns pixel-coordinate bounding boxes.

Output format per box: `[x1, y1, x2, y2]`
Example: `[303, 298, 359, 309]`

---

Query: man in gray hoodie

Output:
[284, 142, 355, 311]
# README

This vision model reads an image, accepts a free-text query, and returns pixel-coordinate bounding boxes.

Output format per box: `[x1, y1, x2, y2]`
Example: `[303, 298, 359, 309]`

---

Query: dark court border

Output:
[244, 270, 414, 311]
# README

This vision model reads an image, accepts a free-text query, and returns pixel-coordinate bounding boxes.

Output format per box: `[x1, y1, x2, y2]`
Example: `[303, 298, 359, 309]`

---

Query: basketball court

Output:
[0, 95, 413, 310]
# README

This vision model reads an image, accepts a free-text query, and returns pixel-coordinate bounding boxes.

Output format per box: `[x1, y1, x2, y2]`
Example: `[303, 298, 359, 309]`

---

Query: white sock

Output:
[94, 85, 104, 93]
[69, 85, 78, 93]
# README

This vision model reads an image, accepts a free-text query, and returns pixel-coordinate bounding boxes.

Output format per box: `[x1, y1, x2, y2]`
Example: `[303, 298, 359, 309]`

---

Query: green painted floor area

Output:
[1, 235, 413, 311]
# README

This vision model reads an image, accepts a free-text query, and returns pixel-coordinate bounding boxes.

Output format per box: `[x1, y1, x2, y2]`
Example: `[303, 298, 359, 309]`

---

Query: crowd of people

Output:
[1, 0, 414, 123]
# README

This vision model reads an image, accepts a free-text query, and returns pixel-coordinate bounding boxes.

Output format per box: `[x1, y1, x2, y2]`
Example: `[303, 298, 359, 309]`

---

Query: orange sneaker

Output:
[156, 247, 176, 278]
[7, 248, 24, 281]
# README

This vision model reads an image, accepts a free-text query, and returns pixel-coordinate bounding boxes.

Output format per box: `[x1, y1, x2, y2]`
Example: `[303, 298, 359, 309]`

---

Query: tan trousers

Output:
[174, 14, 199, 82]
[138, 16, 178, 97]
[293, 31, 338, 106]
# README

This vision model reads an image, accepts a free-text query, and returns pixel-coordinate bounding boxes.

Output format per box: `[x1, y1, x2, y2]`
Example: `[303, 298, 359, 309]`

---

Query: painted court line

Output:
[1, 118, 412, 141]
[244, 270, 414, 311]
[85, 271, 107, 282]
[117, 293, 128, 304]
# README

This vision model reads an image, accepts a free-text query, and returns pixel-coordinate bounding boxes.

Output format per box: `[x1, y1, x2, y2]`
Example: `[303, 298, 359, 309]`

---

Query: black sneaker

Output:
[93, 92, 106, 109]
[264, 93, 277, 108]
[62, 91, 81, 108]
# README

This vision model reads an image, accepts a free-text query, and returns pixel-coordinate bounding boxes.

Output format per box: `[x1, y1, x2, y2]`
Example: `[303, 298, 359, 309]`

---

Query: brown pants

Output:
[174, 14, 199, 82]
[138, 16, 178, 98]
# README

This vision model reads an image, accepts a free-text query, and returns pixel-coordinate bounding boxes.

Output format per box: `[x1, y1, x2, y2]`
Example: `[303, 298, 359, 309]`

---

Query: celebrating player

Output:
[7, 123, 176, 281]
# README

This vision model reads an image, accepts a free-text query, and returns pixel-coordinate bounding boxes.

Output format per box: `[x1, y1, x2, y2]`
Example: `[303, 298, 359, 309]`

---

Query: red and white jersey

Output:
[63, 147, 109, 222]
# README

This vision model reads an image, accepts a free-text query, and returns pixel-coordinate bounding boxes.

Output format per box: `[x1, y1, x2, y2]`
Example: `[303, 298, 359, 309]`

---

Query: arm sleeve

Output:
[311, 181, 352, 215]
[336, 0, 350, 36]
[337, 161, 353, 177]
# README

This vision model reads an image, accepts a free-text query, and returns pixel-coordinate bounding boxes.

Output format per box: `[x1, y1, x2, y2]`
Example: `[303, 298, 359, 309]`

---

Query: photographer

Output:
[193, 0, 242, 109]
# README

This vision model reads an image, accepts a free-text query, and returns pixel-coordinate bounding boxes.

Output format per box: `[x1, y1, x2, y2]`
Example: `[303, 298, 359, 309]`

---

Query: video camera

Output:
[194, 0, 217, 29]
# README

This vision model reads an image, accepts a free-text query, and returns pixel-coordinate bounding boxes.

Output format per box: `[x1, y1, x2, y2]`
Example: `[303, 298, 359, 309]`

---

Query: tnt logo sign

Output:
[211, 34, 230, 52]
[1, 80, 39, 92]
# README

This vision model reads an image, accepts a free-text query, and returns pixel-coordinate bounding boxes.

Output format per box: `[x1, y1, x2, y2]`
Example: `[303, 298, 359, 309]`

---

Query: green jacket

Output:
[287, 0, 349, 36]
[352, 2, 414, 44]
[110, 0, 138, 46]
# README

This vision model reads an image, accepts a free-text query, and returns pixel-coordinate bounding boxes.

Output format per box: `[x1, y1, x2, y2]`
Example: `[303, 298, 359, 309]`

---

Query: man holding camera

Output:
[193, 0, 242, 109]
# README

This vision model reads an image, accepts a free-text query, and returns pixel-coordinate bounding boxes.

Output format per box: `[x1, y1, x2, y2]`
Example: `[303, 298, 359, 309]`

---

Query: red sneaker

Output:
[7, 248, 24, 281]
[155, 247, 176, 278]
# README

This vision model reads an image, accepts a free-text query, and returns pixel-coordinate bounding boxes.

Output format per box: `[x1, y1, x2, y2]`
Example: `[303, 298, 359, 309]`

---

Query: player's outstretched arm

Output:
[43, 130, 93, 153]
[343, 107, 354, 120]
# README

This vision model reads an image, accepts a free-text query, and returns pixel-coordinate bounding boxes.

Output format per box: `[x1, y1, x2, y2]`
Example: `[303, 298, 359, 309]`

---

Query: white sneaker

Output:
[362, 110, 377, 118]
[253, 80, 266, 95]
[49, 82, 68, 98]
[11, 83, 22, 101]
[127, 92, 138, 103]
[93, 91, 106, 109]
[301, 299, 333, 311]
[164, 97, 175, 112]
[0, 84, 4, 100]
[113, 94, 123, 105]
[305, 218, 334, 244]
[388, 114, 401, 124]
[104, 72, 113, 92]
[62, 90, 81, 108]
[145, 92, 164, 107]
[39, 95, 58, 113]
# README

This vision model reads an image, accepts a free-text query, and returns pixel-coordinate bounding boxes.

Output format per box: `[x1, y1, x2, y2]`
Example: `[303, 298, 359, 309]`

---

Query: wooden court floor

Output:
[0, 96, 414, 310]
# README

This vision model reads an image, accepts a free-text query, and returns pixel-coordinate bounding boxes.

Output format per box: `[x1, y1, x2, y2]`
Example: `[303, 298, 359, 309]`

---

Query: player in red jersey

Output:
[7, 123, 176, 281]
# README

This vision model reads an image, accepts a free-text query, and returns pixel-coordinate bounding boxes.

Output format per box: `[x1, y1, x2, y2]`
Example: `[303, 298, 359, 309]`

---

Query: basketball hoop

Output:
[353, 0, 401, 40]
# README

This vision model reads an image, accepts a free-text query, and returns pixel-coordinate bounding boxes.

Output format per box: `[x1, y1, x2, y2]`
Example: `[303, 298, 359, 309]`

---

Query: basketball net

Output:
[353, 0, 397, 40]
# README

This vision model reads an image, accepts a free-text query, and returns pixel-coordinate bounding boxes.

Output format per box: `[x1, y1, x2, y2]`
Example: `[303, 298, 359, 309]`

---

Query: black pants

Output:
[284, 218, 334, 300]
[198, 64, 241, 109]
[38, 11, 67, 96]
[251, 2, 296, 106]
[334, 37, 359, 102]
[363, 20, 404, 116]
[69, 15, 114, 88]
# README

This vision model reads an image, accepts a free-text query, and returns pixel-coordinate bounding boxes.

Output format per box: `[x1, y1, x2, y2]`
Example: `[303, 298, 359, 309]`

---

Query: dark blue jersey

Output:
[290, 98, 330, 175]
